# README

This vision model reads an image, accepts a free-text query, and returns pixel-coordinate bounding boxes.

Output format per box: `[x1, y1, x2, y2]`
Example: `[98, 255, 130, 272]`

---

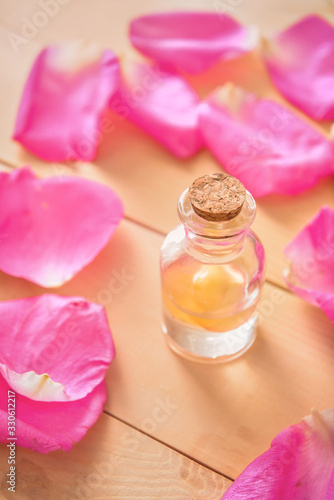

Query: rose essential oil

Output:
[160, 173, 265, 362]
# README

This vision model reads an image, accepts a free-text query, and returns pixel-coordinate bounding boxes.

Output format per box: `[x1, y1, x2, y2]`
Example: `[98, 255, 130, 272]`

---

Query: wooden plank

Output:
[1, 106, 334, 293]
[3, 152, 334, 286]
[0, 1, 334, 489]
[0, 214, 333, 479]
[0, 413, 231, 499]
[0, 3, 334, 290]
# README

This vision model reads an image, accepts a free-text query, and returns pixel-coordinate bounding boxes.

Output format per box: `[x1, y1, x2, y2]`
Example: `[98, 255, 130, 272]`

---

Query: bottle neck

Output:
[185, 228, 247, 263]
[177, 186, 256, 263]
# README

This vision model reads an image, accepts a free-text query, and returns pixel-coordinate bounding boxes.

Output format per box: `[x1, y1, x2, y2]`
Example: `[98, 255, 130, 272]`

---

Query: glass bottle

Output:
[160, 173, 265, 363]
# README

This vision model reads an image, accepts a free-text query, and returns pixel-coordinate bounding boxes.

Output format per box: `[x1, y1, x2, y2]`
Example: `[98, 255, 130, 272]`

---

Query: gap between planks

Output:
[103, 408, 235, 483]
[0, 157, 294, 296]
[0, 156, 237, 483]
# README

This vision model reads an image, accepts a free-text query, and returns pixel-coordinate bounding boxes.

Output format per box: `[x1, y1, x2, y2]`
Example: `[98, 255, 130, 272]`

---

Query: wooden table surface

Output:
[1, 1, 334, 499]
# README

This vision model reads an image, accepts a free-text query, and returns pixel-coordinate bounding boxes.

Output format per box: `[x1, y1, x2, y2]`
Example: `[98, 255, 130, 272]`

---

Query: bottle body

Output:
[160, 187, 265, 362]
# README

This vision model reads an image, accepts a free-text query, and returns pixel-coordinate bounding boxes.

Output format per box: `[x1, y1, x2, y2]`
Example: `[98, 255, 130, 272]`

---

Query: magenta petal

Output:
[0, 295, 114, 401]
[284, 206, 334, 319]
[198, 84, 334, 197]
[264, 15, 334, 121]
[111, 61, 203, 158]
[0, 167, 123, 287]
[13, 42, 120, 161]
[0, 375, 107, 453]
[129, 12, 257, 74]
[222, 409, 334, 499]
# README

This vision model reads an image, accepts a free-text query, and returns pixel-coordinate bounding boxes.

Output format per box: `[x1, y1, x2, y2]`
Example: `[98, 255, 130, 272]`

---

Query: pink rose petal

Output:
[110, 61, 203, 158]
[13, 42, 120, 161]
[0, 294, 114, 453]
[0, 376, 107, 453]
[264, 15, 334, 121]
[284, 206, 334, 320]
[130, 12, 257, 73]
[0, 294, 114, 402]
[222, 408, 334, 499]
[198, 84, 334, 197]
[0, 167, 123, 287]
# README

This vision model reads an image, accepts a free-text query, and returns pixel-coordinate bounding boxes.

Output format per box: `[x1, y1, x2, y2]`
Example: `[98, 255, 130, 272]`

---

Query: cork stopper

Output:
[189, 173, 246, 222]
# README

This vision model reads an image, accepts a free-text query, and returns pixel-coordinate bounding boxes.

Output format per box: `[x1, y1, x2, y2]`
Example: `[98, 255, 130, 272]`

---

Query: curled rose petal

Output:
[0, 166, 123, 287]
[13, 41, 120, 161]
[129, 12, 258, 74]
[0, 376, 107, 453]
[198, 83, 334, 197]
[0, 294, 114, 402]
[284, 206, 334, 320]
[222, 408, 334, 499]
[110, 61, 203, 158]
[264, 15, 334, 121]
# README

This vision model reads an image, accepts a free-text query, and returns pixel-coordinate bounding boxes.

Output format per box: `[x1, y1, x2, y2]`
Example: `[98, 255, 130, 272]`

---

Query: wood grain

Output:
[0, 413, 231, 500]
[1, 1, 334, 497]
[0, 1, 334, 290]
[0, 212, 333, 479]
